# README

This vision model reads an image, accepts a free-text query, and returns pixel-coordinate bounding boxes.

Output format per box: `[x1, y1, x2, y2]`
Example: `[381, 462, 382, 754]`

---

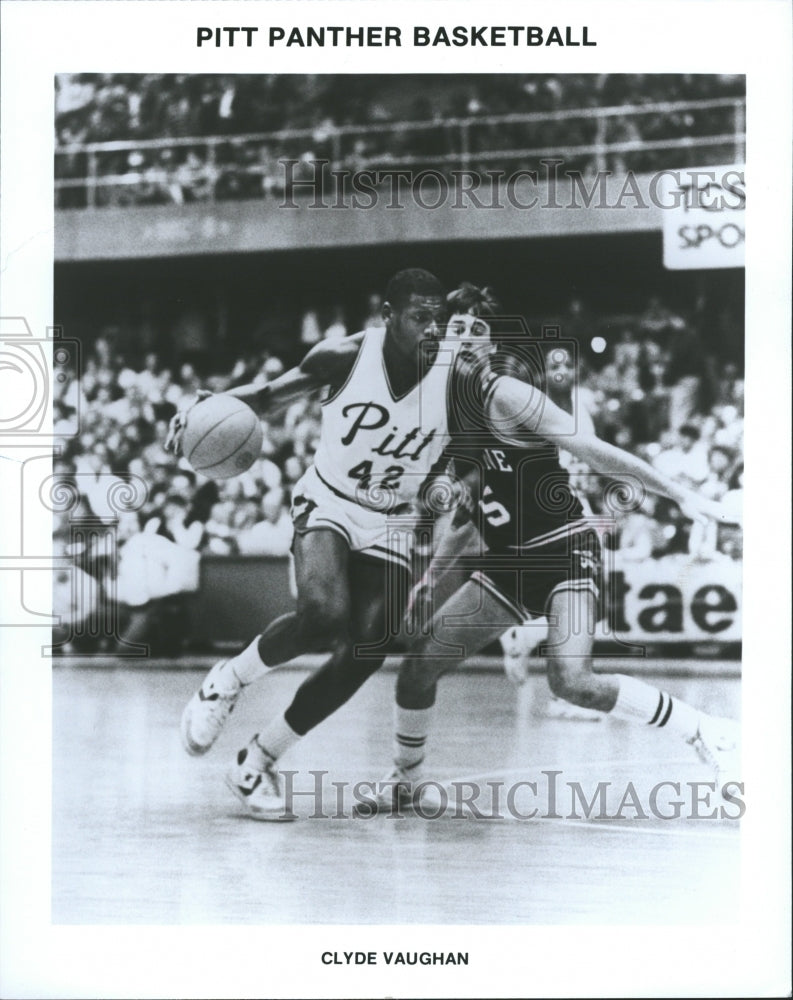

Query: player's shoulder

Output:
[300, 331, 366, 383]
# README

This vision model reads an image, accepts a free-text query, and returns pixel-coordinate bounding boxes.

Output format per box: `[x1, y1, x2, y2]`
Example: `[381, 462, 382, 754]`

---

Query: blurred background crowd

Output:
[55, 73, 745, 208]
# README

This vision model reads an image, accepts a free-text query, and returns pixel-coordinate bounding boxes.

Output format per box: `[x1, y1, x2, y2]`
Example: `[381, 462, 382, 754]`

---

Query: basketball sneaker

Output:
[355, 764, 445, 817]
[502, 629, 530, 685]
[689, 714, 741, 790]
[225, 738, 294, 822]
[180, 660, 242, 756]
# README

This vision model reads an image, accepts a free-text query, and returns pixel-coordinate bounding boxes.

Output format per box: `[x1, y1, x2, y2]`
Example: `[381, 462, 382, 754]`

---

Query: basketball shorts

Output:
[290, 465, 415, 573]
[470, 523, 604, 622]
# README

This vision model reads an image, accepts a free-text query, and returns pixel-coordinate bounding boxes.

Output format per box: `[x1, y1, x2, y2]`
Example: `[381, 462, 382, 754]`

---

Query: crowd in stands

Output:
[55, 73, 745, 208]
[558, 295, 744, 564]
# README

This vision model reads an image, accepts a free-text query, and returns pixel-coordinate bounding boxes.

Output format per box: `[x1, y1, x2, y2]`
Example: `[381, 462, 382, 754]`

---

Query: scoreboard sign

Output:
[661, 164, 745, 270]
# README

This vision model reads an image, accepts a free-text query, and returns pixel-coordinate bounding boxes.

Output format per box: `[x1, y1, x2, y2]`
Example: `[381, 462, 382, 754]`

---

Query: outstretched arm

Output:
[225, 366, 317, 417]
[486, 375, 733, 525]
[227, 332, 365, 416]
[166, 333, 364, 453]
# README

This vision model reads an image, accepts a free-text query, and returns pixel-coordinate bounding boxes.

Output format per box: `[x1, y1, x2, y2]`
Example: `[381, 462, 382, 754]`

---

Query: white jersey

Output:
[313, 327, 458, 513]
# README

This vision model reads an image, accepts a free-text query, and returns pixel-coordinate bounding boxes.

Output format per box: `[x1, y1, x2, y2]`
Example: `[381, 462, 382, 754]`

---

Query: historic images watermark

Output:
[275, 769, 745, 821]
[277, 160, 746, 214]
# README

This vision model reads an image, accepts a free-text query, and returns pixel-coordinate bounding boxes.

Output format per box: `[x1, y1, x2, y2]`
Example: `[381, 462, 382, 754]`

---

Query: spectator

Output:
[664, 322, 709, 430]
[616, 495, 669, 561]
[300, 310, 322, 346]
[103, 382, 156, 427]
[362, 293, 385, 329]
[237, 489, 293, 556]
[700, 445, 735, 501]
[712, 403, 743, 451]
[141, 418, 177, 471]
[652, 423, 709, 489]
[202, 499, 238, 555]
[145, 493, 203, 549]
[323, 306, 348, 340]
[717, 463, 744, 560]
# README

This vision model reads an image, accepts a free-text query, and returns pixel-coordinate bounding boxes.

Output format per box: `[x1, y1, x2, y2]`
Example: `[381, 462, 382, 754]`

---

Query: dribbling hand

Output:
[164, 390, 214, 455]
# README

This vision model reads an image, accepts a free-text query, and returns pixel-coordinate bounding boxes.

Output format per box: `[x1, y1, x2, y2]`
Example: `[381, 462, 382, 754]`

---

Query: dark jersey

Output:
[441, 348, 600, 620]
[444, 345, 585, 552]
[455, 437, 585, 553]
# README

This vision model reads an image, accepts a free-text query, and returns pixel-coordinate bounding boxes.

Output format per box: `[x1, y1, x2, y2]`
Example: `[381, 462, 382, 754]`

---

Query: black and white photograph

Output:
[0, 3, 790, 999]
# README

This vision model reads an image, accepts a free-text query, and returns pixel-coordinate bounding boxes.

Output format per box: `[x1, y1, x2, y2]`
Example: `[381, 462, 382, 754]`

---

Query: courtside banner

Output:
[661, 164, 745, 269]
[606, 554, 742, 643]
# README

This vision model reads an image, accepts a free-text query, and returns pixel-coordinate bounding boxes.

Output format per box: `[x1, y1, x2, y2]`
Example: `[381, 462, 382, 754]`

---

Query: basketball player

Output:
[169, 269, 487, 819]
[168, 273, 730, 821]
[374, 284, 739, 811]
[499, 341, 603, 718]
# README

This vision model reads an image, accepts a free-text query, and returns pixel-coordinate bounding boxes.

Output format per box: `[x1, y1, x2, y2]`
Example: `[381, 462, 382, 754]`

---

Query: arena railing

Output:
[55, 97, 746, 208]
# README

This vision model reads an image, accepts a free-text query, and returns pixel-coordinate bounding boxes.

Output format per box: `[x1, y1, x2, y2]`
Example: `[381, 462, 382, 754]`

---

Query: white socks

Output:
[254, 715, 300, 763]
[226, 635, 272, 688]
[611, 674, 700, 742]
[393, 705, 434, 773]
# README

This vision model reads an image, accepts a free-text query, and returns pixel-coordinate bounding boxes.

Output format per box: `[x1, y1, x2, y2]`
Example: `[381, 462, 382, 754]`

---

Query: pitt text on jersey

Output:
[340, 402, 438, 462]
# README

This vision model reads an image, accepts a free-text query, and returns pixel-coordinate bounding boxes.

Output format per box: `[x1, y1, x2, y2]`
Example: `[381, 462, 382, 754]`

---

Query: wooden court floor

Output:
[52, 663, 741, 925]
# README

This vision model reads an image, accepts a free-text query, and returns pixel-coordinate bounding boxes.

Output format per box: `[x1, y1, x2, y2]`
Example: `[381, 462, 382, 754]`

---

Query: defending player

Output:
[498, 341, 601, 714]
[375, 285, 740, 811]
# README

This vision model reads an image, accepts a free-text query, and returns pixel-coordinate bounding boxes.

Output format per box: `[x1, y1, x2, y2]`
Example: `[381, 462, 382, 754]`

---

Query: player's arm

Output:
[403, 461, 482, 634]
[486, 375, 731, 525]
[166, 334, 364, 453]
[228, 332, 365, 416]
[404, 507, 482, 637]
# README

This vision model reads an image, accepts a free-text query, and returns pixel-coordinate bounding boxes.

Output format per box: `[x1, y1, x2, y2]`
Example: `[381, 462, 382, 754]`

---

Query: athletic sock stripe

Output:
[396, 733, 427, 747]
[658, 697, 675, 728]
[648, 692, 666, 726]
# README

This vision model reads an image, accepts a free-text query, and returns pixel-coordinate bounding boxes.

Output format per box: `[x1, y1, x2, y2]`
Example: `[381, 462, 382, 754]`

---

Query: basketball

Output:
[181, 395, 263, 480]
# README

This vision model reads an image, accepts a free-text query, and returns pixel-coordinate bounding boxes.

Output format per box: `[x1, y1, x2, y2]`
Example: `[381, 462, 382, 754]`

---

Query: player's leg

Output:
[280, 551, 404, 733]
[181, 528, 351, 757]
[228, 553, 404, 820]
[543, 587, 618, 710]
[259, 527, 353, 663]
[544, 586, 740, 784]
[372, 577, 523, 811]
[497, 613, 602, 719]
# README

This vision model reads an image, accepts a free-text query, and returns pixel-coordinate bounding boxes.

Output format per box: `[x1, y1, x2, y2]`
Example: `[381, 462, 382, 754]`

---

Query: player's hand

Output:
[678, 492, 741, 527]
[164, 390, 213, 455]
